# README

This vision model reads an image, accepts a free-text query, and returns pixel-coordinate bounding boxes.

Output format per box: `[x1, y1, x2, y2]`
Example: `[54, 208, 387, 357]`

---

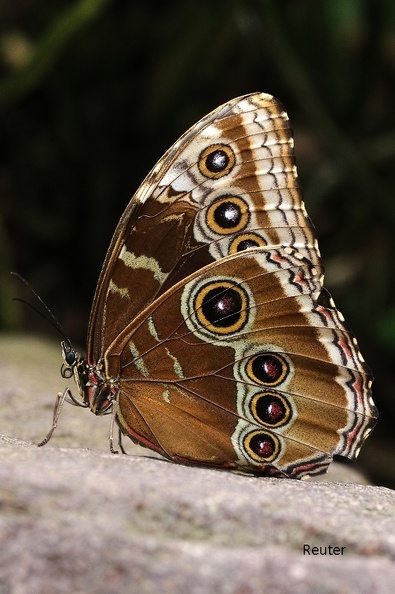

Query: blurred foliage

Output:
[1, 0, 394, 487]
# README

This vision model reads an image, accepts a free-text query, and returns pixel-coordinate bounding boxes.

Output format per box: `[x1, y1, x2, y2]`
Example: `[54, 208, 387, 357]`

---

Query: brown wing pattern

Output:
[88, 94, 320, 362]
[109, 248, 376, 478]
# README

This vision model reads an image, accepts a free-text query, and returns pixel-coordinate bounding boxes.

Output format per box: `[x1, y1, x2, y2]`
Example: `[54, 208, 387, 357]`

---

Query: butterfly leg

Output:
[108, 403, 119, 454]
[107, 405, 128, 454]
[37, 387, 73, 447]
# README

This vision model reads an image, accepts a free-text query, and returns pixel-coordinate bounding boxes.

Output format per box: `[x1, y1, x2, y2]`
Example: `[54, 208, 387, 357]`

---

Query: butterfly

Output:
[40, 92, 378, 479]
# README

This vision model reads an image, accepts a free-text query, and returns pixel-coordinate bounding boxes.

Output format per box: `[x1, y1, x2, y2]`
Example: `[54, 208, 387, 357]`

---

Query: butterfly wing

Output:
[78, 92, 377, 478]
[87, 93, 320, 363]
[105, 248, 376, 478]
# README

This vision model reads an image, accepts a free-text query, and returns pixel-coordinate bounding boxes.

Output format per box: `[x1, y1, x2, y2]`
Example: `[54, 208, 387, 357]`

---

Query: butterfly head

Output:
[60, 340, 81, 379]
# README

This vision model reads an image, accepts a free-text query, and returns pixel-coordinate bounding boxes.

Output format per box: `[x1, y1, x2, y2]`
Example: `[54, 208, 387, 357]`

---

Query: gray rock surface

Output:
[1, 334, 394, 593]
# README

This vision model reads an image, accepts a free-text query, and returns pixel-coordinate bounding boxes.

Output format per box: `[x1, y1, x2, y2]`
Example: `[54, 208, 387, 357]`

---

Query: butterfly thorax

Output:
[61, 342, 117, 415]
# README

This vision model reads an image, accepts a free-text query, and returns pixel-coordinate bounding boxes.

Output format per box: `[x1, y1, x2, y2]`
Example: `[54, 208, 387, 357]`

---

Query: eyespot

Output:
[250, 392, 292, 427]
[194, 280, 249, 335]
[246, 353, 289, 386]
[229, 233, 267, 253]
[198, 144, 235, 178]
[206, 196, 249, 235]
[243, 430, 280, 462]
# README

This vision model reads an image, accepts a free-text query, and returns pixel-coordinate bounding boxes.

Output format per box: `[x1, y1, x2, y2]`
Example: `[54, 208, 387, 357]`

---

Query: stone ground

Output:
[1, 334, 394, 594]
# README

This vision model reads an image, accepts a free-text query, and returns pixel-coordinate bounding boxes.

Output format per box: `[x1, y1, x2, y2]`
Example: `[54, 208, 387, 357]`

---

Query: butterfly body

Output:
[53, 93, 377, 479]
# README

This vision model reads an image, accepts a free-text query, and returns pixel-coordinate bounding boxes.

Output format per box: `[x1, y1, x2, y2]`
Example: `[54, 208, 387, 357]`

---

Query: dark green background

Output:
[1, 0, 394, 487]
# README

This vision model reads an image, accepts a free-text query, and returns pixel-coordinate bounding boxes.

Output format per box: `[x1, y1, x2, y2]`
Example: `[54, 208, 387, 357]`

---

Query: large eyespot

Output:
[206, 196, 249, 235]
[250, 392, 292, 427]
[194, 280, 249, 335]
[246, 353, 289, 386]
[198, 144, 235, 178]
[229, 233, 267, 254]
[243, 430, 280, 462]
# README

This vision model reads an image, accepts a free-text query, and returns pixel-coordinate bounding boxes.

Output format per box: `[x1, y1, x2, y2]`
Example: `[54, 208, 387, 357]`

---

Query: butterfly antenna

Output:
[10, 272, 73, 349]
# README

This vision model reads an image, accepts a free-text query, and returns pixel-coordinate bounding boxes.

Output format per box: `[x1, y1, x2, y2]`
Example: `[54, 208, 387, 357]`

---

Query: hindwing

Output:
[107, 248, 375, 478]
